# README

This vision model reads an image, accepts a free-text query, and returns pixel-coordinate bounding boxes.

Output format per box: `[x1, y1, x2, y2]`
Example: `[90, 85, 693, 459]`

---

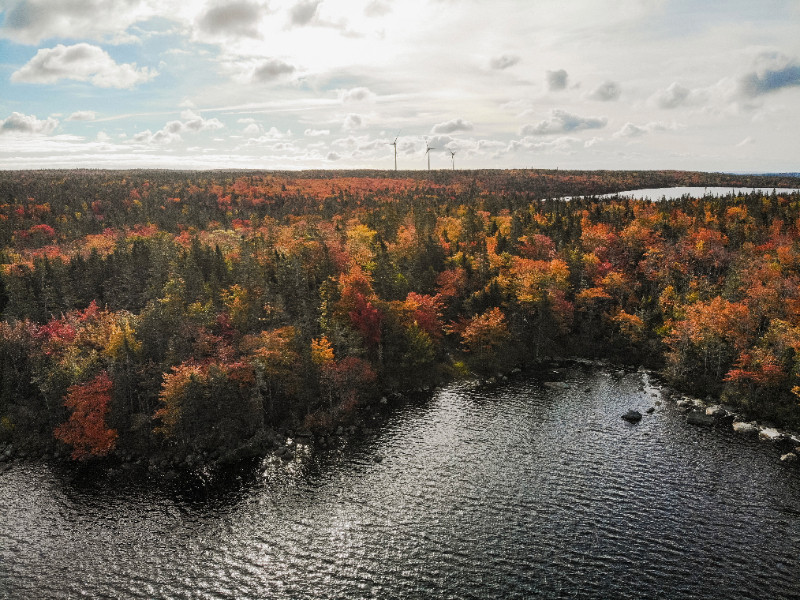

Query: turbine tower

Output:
[449, 149, 456, 171]
[390, 136, 398, 171]
[425, 139, 435, 171]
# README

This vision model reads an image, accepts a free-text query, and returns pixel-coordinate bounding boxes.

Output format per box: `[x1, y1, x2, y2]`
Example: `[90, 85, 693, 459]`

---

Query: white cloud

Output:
[736, 136, 754, 147]
[587, 81, 621, 101]
[326, 151, 341, 161]
[364, 1, 391, 17]
[431, 118, 473, 134]
[67, 110, 96, 121]
[0, 111, 58, 135]
[520, 110, 606, 135]
[339, 87, 376, 103]
[651, 82, 691, 109]
[96, 131, 111, 142]
[11, 43, 157, 88]
[613, 121, 677, 138]
[546, 69, 568, 91]
[133, 110, 224, 145]
[304, 128, 330, 136]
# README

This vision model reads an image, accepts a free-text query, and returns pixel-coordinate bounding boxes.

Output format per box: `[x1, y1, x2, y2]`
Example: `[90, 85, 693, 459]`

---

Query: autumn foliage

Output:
[2, 168, 800, 460]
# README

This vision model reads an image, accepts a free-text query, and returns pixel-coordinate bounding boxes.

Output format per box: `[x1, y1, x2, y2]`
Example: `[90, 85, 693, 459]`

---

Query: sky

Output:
[1, 0, 799, 172]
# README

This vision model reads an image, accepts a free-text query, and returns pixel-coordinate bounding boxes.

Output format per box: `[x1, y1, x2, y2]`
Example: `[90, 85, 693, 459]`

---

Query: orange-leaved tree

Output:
[54, 371, 117, 460]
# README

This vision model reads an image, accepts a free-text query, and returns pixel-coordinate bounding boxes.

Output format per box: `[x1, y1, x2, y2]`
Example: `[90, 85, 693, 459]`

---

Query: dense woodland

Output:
[1, 168, 800, 464]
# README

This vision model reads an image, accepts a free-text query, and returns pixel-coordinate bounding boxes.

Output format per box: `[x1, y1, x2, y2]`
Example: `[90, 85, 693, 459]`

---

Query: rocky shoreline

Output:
[2, 357, 799, 480]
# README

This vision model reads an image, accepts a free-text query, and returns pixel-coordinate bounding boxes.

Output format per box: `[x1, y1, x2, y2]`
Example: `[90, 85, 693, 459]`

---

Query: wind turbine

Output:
[425, 139, 435, 171]
[449, 149, 456, 171]
[390, 136, 398, 171]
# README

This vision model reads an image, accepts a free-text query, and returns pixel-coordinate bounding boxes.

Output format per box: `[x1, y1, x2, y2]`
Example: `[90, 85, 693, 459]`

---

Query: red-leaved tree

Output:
[54, 371, 118, 460]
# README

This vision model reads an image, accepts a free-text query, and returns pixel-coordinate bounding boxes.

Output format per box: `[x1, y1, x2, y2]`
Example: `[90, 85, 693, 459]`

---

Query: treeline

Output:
[1, 169, 799, 463]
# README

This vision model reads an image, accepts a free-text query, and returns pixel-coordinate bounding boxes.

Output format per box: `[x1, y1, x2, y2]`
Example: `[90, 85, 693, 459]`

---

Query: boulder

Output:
[732, 422, 758, 436]
[622, 410, 642, 423]
[646, 407, 656, 414]
[780, 453, 798, 463]
[705, 405, 727, 418]
[687, 411, 715, 427]
[759, 427, 784, 442]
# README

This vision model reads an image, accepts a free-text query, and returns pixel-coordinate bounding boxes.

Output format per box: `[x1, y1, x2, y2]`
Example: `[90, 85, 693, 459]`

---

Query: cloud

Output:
[133, 110, 223, 145]
[67, 110, 96, 121]
[326, 151, 341, 161]
[500, 135, 579, 157]
[738, 52, 800, 97]
[520, 110, 606, 135]
[11, 43, 157, 88]
[490, 54, 520, 70]
[343, 113, 365, 130]
[613, 121, 676, 138]
[339, 87, 376, 103]
[736, 136, 754, 147]
[197, 2, 264, 38]
[304, 128, 330, 136]
[652, 82, 690, 109]
[0, 111, 58, 135]
[0, 0, 150, 44]
[364, 1, 391, 17]
[431, 118, 474, 134]
[289, 0, 321, 26]
[587, 81, 621, 101]
[251, 59, 296, 83]
[546, 69, 568, 91]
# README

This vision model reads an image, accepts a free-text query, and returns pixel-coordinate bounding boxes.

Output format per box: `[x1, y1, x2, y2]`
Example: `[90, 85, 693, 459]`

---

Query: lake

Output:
[2, 365, 799, 599]
[562, 186, 800, 201]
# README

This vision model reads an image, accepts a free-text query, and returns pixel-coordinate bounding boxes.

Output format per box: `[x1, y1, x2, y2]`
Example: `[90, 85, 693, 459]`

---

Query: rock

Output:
[622, 410, 642, 423]
[780, 453, 798, 463]
[705, 405, 727, 418]
[676, 399, 693, 409]
[655, 401, 662, 406]
[759, 428, 784, 442]
[544, 381, 570, 389]
[646, 407, 656, 414]
[687, 411, 715, 427]
[373, 455, 384, 463]
[379, 396, 388, 405]
[732, 422, 758, 436]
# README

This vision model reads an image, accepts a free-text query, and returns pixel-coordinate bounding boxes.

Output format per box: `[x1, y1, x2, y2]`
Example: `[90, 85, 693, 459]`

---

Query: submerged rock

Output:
[622, 410, 642, 423]
[646, 407, 656, 414]
[687, 411, 715, 427]
[732, 422, 758, 436]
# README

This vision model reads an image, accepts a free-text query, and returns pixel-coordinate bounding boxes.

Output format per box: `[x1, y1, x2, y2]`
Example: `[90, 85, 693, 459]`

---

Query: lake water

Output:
[563, 186, 800, 201]
[2, 366, 800, 599]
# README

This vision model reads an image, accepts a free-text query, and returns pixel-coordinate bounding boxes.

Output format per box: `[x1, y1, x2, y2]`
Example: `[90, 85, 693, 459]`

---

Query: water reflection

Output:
[2, 367, 799, 599]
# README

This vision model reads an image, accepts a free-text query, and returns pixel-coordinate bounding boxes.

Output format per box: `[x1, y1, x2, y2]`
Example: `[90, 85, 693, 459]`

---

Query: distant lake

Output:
[2, 366, 799, 599]
[563, 186, 800, 202]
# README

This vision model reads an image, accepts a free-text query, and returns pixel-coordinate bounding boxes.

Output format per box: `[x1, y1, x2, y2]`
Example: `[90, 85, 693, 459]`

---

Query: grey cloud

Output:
[0, 0, 145, 44]
[289, 0, 321, 26]
[343, 113, 364, 130]
[326, 151, 341, 161]
[252, 59, 295, 82]
[431, 118, 473, 134]
[0, 111, 58, 135]
[613, 121, 675, 138]
[198, 2, 264, 38]
[653, 82, 690, 109]
[739, 53, 800, 97]
[520, 110, 606, 135]
[546, 69, 568, 91]
[490, 54, 520, 70]
[588, 81, 621, 101]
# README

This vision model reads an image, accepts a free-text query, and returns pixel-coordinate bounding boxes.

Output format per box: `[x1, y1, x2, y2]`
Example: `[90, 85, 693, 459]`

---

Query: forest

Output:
[1, 168, 800, 465]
